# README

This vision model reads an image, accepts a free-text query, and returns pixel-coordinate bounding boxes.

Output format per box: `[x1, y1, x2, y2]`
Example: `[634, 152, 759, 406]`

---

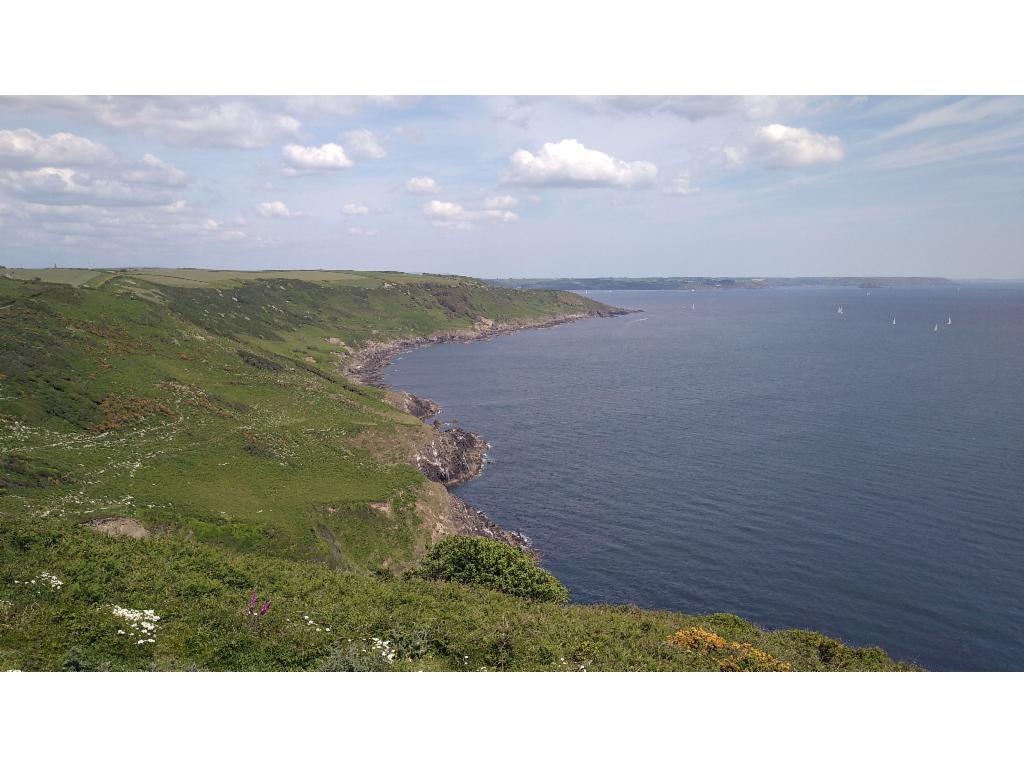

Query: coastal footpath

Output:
[0, 268, 916, 671]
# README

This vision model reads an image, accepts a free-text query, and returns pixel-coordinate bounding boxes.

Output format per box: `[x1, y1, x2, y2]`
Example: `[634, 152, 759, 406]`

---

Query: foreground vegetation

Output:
[0, 268, 915, 671]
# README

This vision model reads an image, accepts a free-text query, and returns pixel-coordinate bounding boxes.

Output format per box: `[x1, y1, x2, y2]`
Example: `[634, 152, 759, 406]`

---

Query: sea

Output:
[384, 284, 1024, 671]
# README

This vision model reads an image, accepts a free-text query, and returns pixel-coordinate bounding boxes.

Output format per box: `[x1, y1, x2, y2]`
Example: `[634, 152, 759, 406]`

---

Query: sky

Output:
[0, 95, 1022, 279]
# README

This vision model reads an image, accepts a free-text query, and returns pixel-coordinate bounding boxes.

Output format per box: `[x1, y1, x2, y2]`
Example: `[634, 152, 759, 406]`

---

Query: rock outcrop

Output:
[339, 308, 631, 554]
[385, 390, 441, 420]
[412, 426, 488, 487]
[446, 494, 532, 552]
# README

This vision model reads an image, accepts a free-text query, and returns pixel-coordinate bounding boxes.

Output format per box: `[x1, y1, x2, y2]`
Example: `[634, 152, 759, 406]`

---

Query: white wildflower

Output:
[39, 572, 64, 589]
[112, 605, 161, 645]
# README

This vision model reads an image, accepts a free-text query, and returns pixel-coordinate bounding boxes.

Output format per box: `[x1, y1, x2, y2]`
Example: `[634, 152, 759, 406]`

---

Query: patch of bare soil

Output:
[81, 516, 151, 539]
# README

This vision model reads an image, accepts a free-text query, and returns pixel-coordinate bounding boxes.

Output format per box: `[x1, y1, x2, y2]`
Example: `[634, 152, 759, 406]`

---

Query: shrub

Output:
[668, 627, 792, 672]
[411, 536, 569, 603]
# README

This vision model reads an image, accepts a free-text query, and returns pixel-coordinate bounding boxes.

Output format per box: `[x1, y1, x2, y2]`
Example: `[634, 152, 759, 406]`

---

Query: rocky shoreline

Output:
[344, 308, 631, 387]
[344, 308, 632, 551]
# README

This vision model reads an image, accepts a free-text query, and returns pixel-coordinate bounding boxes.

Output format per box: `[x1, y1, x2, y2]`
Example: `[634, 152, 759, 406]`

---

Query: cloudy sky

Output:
[1, 95, 1021, 278]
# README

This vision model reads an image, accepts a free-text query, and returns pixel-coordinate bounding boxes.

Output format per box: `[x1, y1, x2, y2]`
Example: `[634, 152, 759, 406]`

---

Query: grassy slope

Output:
[0, 270, 915, 671]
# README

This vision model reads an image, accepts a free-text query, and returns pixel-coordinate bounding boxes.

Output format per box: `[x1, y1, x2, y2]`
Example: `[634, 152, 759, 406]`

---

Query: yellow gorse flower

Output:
[668, 627, 792, 672]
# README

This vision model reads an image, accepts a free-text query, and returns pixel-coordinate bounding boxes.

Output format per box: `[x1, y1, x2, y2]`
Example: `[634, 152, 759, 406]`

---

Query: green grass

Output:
[4, 267, 476, 290]
[0, 512, 914, 671]
[0, 269, 916, 671]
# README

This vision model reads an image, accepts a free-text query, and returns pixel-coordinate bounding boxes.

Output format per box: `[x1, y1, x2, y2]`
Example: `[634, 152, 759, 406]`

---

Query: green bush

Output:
[411, 536, 569, 603]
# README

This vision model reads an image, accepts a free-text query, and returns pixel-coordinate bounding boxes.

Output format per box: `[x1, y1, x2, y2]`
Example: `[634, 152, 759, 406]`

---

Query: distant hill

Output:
[486, 276, 956, 291]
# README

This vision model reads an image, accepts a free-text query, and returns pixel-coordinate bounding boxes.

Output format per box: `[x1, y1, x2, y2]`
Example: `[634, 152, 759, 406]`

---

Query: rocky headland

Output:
[344, 308, 631, 387]
[343, 308, 632, 552]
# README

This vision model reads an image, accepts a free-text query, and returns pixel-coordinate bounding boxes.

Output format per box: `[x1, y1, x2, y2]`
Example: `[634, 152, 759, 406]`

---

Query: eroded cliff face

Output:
[384, 390, 441, 421]
[379, 368, 532, 550]
[339, 311, 637, 554]
[446, 494, 532, 551]
[414, 481, 532, 551]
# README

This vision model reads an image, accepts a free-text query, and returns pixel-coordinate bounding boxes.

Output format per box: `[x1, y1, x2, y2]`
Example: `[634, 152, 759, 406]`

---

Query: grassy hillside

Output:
[0, 269, 916, 671]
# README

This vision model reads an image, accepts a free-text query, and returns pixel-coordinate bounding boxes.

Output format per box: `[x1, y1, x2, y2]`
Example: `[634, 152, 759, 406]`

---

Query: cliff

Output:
[0, 269, 915, 671]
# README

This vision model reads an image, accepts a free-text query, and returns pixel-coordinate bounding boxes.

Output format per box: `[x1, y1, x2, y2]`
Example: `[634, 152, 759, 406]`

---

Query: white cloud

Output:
[880, 96, 1024, 141]
[504, 139, 657, 188]
[868, 97, 1024, 169]
[0, 128, 114, 167]
[0, 167, 176, 206]
[483, 195, 518, 210]
[123, 154, 188, 187]
[257, 201, 299, 219]
[742, 97, 815, 121]
[664, 174, 699, 196]
[0, 199, 250, 252]
[341, 203, 370, 215]
[574, 96, 737, 120]
[0, 97, 302, 149]
[348, 226, 380, 237]
[0, 130, 187, 212]
[423, 199, 519, 231]
[406, 176, 440, 195]
[342, 129, 386, 159]
[496, 99, 535, 127]
[872, 122, 1024, 170]
[281, 143, 353, 175]
[572, 96, 814, 121]
[723, 145, 747, 170]
[283, 96, 418, 116]
[727, 124, 845, 170]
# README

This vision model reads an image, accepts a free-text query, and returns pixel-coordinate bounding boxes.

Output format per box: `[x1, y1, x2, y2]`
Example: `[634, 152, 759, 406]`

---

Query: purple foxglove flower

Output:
[258, 599, 271, 616]
[248, 591, 259, 611]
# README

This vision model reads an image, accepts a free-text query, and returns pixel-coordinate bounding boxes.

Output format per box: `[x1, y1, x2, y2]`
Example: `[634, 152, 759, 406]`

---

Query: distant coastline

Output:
[486, 276, 956, 291]
[343, 306, 631, 387]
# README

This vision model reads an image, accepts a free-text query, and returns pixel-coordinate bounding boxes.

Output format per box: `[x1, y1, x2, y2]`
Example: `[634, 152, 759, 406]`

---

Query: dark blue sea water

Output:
[384, 285, 1024, 671]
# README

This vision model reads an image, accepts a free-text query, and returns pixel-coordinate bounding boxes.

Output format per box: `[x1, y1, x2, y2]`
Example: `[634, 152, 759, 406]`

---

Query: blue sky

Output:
[1, 95, 1022, 278]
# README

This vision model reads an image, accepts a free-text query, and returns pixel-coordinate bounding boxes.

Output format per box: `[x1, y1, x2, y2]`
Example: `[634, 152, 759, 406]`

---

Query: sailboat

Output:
[892, 317, 896, 325]
[947, 316, 952, 326]
[837, 305, 844, 315]
[933, 323, 939, 333]
[691, 303, 695, 310]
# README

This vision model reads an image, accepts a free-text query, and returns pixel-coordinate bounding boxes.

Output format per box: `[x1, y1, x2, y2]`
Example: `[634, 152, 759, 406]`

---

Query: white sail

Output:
[837, 305, 844, 315]
[947, 316, 952, 325]
[892, 317, 896, 325]
[933, 323, 939, 333]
